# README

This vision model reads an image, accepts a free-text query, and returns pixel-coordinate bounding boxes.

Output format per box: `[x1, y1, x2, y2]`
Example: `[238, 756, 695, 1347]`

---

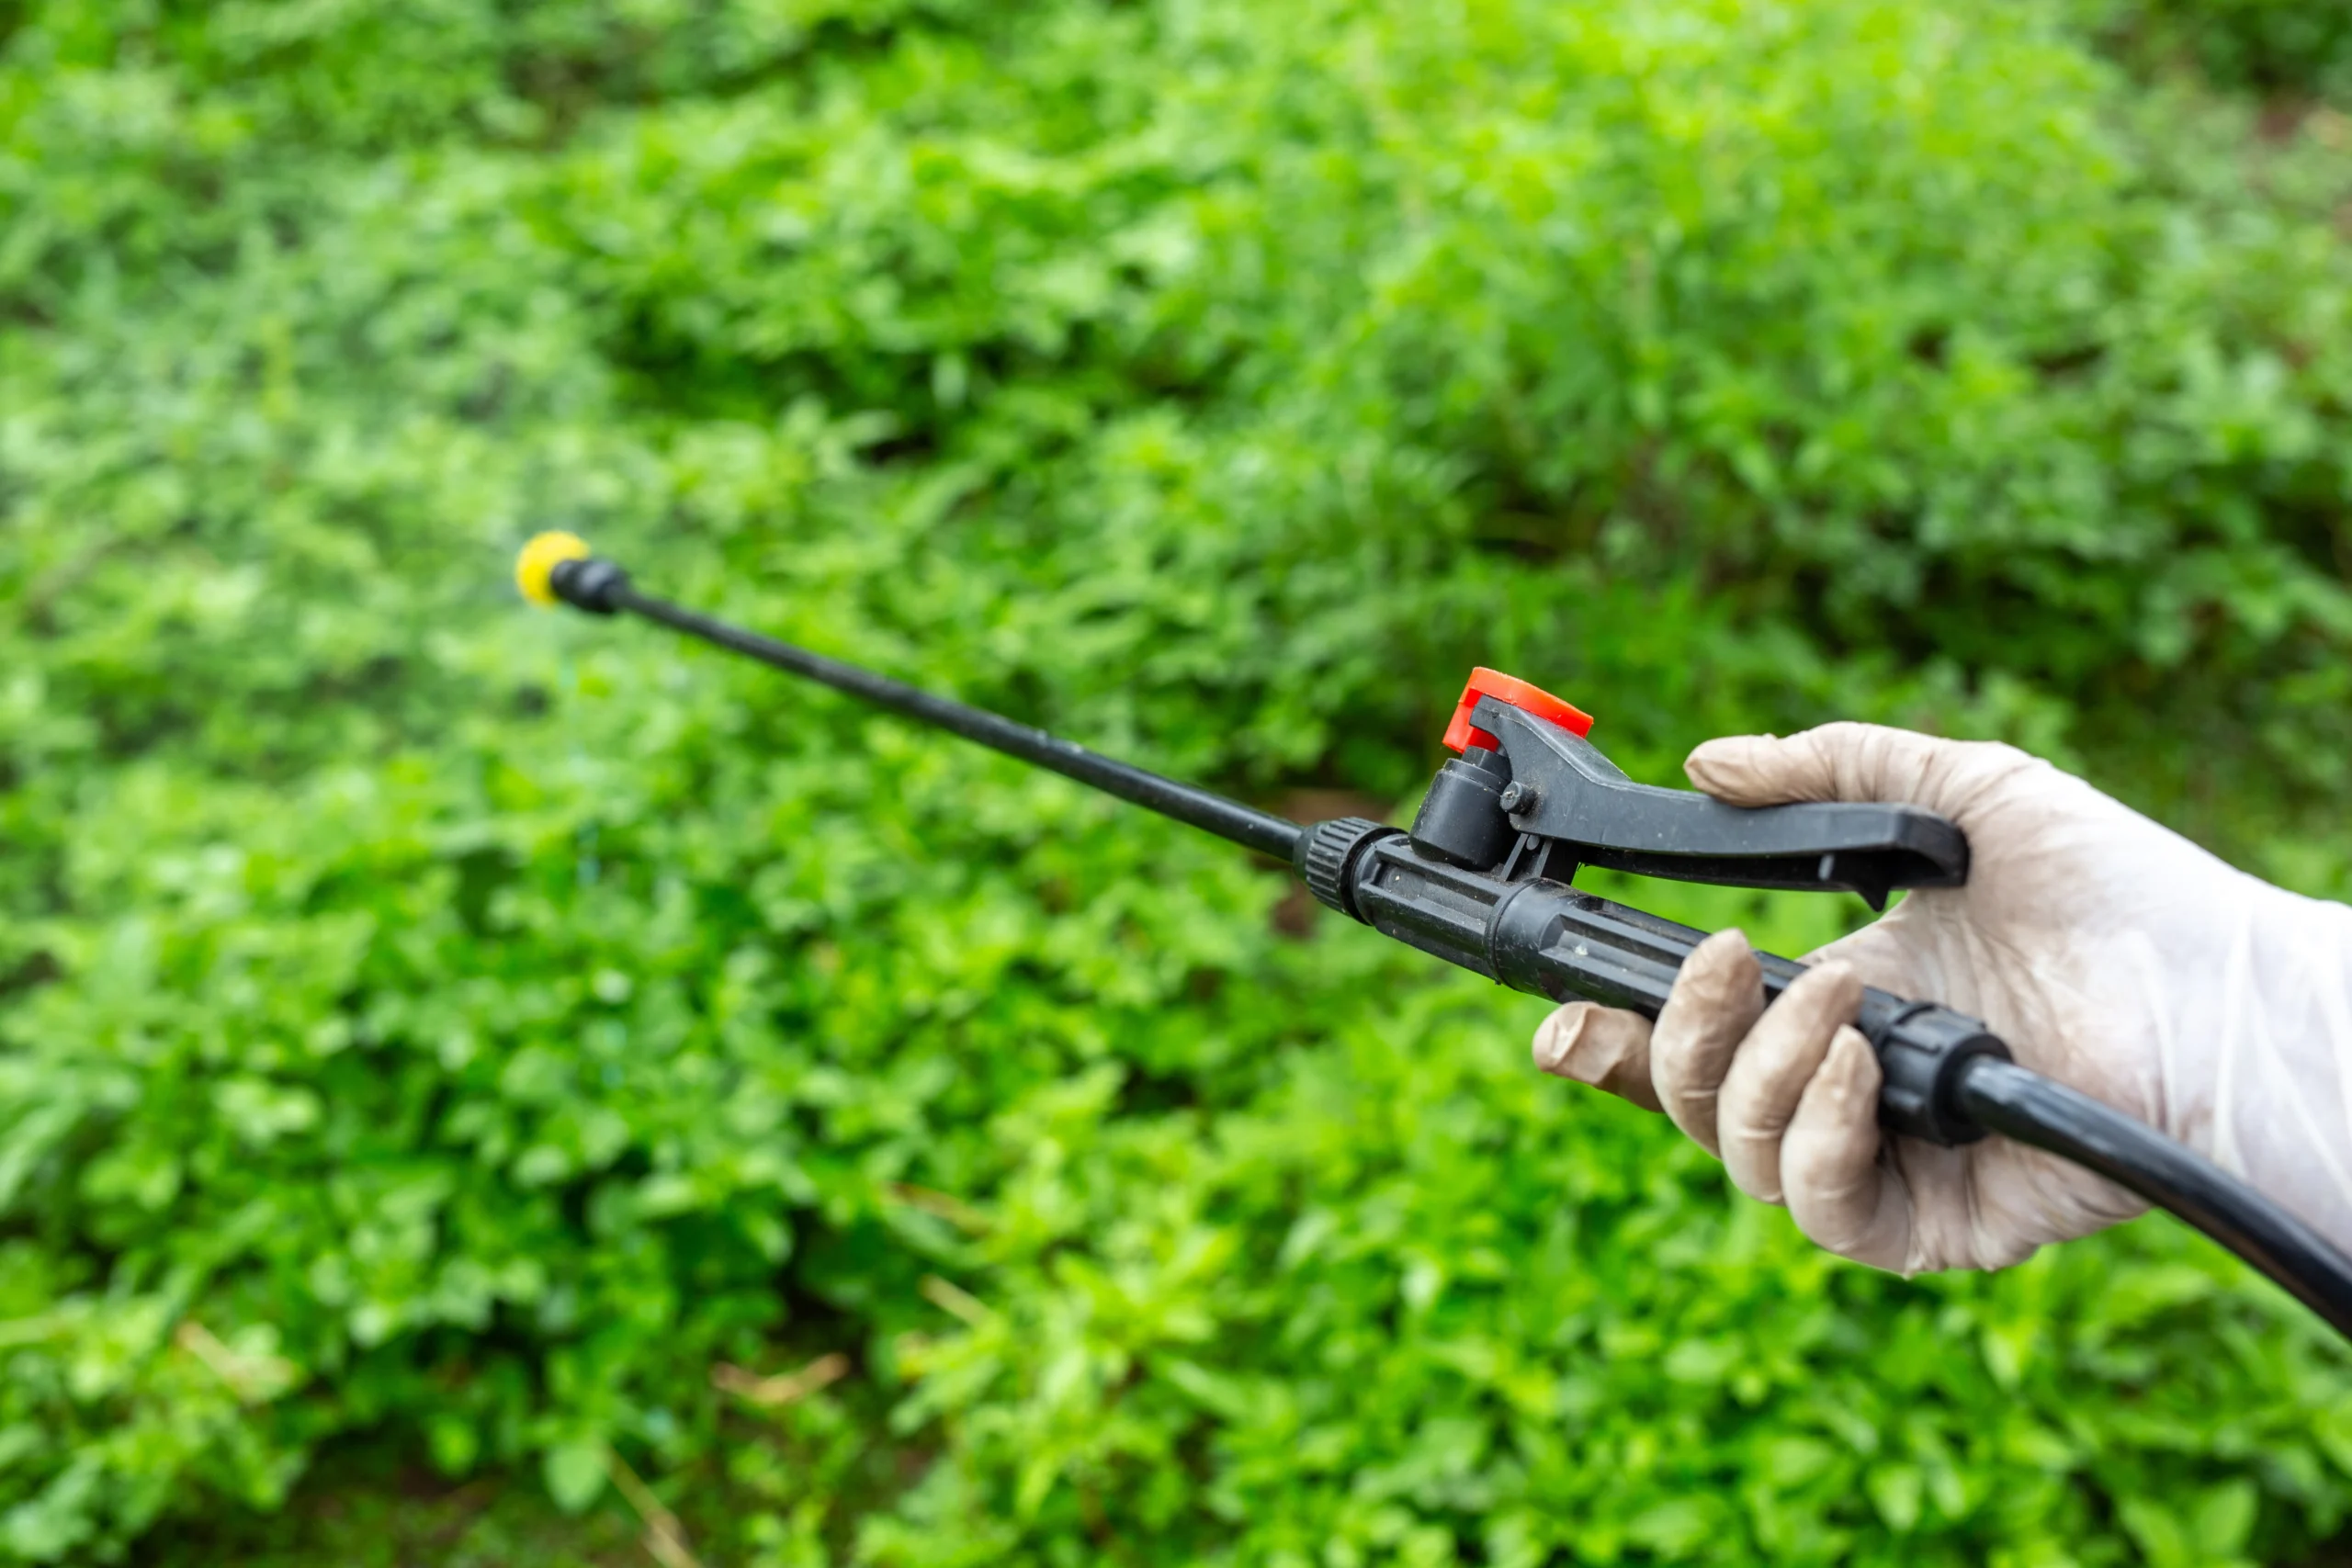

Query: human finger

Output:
[1716, 962, 1863, 1203]
[1781, 1024, 1914, 1270]
[1531, 1003, 1660, 1111]
[1683, 723, 2032, 820]
[1650, 929, 1767, 1156]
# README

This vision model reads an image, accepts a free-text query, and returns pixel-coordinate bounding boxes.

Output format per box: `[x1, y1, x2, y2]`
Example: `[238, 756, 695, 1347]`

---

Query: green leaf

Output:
[1867, 1464, 1925, 1533]
[2192, 1480, 2258, 1560]
[541, 1441, 608, 1515]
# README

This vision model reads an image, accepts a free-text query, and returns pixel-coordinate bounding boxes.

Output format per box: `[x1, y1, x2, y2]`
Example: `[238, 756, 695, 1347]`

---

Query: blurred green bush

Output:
[6, 0, 2352, 1562]
[2075, 0, 2352, 102]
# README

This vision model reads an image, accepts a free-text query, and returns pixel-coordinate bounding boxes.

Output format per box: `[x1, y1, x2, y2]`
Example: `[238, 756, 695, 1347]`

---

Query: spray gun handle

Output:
[1298, 819, 2007, 1145]
[522, 547, 2352, 1338]
[1409, 672, 1968, 910]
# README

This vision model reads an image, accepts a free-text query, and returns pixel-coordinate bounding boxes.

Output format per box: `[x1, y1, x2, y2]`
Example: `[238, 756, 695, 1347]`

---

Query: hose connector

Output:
[1855, 997, 2009, 1145]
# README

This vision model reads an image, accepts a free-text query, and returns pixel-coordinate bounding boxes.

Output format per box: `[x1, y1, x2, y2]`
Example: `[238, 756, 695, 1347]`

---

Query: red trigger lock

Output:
[1442, 668, 1595, 753]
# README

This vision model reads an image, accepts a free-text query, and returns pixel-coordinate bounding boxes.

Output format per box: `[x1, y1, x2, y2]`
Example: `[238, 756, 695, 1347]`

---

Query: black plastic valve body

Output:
[1295, 819, 2004, 1145]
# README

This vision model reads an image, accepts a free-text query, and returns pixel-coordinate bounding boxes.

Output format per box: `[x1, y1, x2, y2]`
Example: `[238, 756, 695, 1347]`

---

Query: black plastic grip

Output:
[1466, 699, 1968, 909]
[1325, 828, 2003, 1145]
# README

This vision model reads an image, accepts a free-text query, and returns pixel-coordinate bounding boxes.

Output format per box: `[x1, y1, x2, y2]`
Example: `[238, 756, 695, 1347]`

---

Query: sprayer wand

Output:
[516, 533, 2352, 1339]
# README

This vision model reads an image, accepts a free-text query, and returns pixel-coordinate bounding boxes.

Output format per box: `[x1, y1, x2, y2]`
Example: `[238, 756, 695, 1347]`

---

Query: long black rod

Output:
[1959, 1057, 2352, 1337]
[609, 582, 1306, 863]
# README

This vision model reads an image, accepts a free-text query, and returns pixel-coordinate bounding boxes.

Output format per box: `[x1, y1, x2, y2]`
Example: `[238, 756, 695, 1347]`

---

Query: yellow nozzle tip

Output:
[516, 531, 593, 606]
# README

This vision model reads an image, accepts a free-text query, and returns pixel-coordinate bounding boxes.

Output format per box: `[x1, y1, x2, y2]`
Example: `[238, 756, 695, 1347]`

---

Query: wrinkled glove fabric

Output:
[1532, 723, 2352, 1273]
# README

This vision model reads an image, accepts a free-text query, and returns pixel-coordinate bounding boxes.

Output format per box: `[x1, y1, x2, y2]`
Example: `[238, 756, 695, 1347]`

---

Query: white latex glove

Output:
[1531, 722, 2352, 1272]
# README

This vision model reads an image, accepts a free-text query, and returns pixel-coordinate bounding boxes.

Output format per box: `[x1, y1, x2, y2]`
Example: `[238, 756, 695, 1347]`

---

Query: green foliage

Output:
[2075, 0, 2352, 103]
[5, 0, 2352, 1562]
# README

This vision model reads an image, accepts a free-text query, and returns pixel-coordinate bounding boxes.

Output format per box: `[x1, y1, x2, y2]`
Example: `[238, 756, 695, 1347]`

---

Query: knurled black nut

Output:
[1296, 818, 1398, 923]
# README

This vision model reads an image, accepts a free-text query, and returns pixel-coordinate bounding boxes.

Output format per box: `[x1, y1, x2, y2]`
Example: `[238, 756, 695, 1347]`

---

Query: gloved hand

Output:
[1531, 723, 2352, 1272]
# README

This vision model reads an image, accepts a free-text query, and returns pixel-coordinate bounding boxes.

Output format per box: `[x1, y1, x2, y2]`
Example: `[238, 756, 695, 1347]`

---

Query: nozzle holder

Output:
[549, 556, 631, 615]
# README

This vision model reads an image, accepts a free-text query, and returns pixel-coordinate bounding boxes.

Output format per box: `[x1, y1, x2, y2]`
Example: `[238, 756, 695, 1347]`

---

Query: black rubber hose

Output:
[1958, 1057, 2352, 1337]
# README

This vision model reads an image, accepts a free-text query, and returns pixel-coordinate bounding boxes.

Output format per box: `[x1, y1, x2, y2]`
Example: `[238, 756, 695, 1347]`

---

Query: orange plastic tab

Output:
[1442, 667, 1595, 753]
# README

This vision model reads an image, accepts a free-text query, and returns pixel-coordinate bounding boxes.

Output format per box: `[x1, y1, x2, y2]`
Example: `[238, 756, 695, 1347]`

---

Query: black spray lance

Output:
[514, 532, 2352, 1338]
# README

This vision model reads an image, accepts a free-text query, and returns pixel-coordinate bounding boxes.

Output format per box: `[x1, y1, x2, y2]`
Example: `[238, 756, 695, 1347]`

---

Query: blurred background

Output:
[6, 0, 2352, 1562]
